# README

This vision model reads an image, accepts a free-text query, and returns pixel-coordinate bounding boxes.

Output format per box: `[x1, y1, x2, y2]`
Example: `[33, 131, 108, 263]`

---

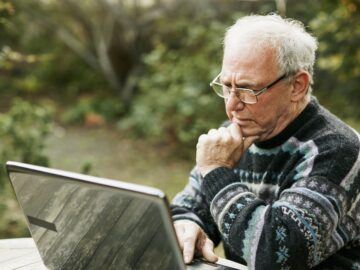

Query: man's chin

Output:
[230, 119, 266, 139]
[241, 129, 266, 141]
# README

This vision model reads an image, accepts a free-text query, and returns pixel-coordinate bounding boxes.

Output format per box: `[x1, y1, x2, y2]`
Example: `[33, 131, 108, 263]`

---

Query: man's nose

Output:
[226, 91, 245, 110]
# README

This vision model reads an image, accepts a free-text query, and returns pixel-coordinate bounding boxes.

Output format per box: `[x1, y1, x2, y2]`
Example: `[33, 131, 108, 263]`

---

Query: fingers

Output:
[243, 135, 260, 151]
[194, 228, 217, 263]
[199, 123, 257, 148]
[174, 221, 217, 264]
[201, 238, 218, 263]
[174, 222, 185, 250]
[174, 221, 199, 264]
[183, 227, 197, 263]
[207, 128, 218, 137]
[206, 127, 231, 143]
[197, 127, 231, 151]
[197, 134, 207, 148]
[218, 127, 231, 143]
[228, 123, 243, 142]
[204, 126, 237, 145]
[196, 123, 259, 176]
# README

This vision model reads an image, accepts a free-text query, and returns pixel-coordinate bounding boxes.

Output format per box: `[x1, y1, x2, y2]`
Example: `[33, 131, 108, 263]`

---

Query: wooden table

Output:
[0, 238, 47, 270]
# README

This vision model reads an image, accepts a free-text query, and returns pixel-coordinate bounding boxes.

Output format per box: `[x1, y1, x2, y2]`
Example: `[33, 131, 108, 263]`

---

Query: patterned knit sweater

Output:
[171, 97, 360, 270]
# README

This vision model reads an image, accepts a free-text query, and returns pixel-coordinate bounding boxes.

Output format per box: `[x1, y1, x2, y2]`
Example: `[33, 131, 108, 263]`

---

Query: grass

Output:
[45, 126, 194, 200]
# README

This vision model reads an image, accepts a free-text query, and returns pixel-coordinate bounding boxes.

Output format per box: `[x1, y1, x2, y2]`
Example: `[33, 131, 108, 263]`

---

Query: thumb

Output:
[243, 135, 259, 151]
[228, 122, 243, 142]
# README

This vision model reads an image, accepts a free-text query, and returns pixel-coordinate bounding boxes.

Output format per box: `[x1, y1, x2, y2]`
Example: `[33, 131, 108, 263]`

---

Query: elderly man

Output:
[171, 14, 360, 270]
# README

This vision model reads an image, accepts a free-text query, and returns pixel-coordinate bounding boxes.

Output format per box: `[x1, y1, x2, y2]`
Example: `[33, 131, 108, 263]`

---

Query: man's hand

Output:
[174, 220, 218, 264]
[196, 123, 259, 177]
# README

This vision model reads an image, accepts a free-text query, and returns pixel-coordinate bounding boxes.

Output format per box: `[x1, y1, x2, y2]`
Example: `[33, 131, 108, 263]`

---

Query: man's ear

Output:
[291, 71, 310, 102]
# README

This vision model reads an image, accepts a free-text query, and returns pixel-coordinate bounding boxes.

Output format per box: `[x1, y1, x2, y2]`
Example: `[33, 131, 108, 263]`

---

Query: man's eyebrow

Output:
[234, 80, 257, 88]
[221, 76, 257, 88]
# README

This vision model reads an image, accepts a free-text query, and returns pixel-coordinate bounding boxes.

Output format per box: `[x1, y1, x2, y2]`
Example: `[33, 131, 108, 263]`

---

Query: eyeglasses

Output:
[210, 72, 287, 104]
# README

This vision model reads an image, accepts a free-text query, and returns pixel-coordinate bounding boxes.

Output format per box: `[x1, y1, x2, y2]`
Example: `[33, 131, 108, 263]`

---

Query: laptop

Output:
[6, 161, 247, 270]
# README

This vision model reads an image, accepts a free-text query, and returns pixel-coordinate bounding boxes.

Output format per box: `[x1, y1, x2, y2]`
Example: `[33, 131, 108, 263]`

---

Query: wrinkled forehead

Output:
[219, 71, 240, 81]
[223, 38, 277, 64]
[221, 38, 279, 82]
[219, 71, 256, 87]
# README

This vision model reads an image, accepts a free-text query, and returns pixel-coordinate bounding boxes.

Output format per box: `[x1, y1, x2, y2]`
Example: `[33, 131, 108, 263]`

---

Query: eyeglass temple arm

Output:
[210, 73, 222, 87]
[254, 74, 287, 96]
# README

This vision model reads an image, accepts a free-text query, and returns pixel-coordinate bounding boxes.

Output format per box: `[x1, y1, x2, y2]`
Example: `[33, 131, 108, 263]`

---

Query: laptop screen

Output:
[7, 162, 185, 270]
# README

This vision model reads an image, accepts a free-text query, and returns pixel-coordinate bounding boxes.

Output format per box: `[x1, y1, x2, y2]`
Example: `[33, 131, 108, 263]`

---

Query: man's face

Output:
[222, 41, 294, 141]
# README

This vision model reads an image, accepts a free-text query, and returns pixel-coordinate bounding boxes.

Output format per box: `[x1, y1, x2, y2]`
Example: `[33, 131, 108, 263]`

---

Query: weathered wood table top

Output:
[0, 238, 47, 270]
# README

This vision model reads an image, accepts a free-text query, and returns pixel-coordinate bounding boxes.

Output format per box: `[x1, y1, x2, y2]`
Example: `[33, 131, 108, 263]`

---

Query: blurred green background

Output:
[0, 0, 359, 239]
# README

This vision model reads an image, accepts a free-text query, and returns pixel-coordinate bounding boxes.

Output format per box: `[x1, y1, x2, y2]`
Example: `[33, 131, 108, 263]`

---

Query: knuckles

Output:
[197, 134, 207, 144]
[198, 133, 235, 146]
[197, 126, 244, 150]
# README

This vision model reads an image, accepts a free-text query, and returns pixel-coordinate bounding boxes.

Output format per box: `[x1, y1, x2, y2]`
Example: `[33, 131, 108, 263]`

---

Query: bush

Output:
[0, 188, 31, 238]
[0, 98, 53, 238]
[0, 99, 52, 186]
[119, 20, 228, 149]
[310, 2, 360, 119]
[61, 96, 125, 126]
[0, 98, 53, 186]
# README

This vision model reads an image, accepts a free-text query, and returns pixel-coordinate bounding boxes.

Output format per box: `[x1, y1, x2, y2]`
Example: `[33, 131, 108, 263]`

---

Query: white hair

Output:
[224, 14, 318, 87]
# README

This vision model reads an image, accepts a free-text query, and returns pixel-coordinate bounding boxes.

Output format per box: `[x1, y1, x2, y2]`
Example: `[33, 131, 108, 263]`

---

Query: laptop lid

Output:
[6, 161, 186, 270]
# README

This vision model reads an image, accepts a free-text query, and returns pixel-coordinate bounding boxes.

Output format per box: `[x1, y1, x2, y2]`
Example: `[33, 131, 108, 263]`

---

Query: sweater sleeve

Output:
[170, 167, 221, 245]
[202, 161, 360, 269]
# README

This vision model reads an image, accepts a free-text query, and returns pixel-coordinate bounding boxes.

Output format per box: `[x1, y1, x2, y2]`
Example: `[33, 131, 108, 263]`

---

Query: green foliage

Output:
[62, 96, 125, 125]
[0, 46, 52, 96]
[119, 19, 227, 147]
[0, 0, 109, 100]
[309, 0, 360, 119]
[0, 98, 53, 238]
[0, 185, 30, 238]
[0, 99, 53, 186]
[1, 0, 359, 141]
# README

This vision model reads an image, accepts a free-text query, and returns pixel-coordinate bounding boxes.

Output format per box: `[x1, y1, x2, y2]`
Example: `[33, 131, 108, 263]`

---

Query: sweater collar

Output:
[254, 96, 319, 149]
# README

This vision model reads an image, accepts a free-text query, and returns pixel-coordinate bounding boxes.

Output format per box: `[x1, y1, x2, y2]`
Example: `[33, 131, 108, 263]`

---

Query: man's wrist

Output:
[201, 167, 238, 203]
[198, 165, 229, 177]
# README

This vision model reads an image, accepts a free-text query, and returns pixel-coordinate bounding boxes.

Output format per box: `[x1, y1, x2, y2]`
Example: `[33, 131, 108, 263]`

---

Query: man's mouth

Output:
[231, 118, 252, 125]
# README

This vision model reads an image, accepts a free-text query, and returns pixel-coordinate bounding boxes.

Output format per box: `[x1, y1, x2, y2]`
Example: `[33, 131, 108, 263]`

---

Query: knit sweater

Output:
[171, 97, 360, 270]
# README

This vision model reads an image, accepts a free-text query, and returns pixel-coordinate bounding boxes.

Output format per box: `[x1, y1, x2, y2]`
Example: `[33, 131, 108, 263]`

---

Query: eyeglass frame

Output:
[209, 72, 288, 104]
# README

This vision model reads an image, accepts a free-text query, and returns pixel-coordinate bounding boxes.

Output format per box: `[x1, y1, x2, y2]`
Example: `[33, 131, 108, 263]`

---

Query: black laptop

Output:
[6, 161, 247, 270]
